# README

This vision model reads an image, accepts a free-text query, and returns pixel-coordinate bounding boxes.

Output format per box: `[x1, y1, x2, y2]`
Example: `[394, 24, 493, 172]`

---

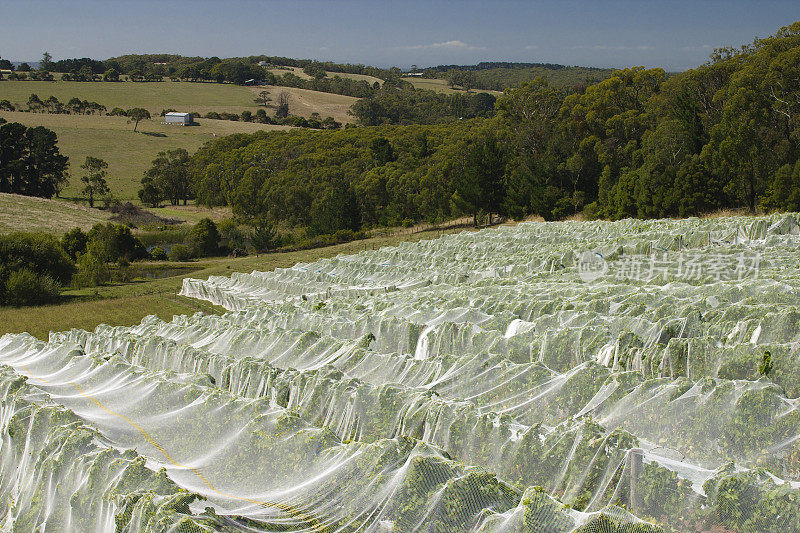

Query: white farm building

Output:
[164, 112, 193, 125]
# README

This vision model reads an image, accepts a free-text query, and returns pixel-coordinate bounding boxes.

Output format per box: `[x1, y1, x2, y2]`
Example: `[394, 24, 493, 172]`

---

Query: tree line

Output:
[423, 62, 614, 91]
[187, 21, 800, 230]
[351, 80, 497, 125]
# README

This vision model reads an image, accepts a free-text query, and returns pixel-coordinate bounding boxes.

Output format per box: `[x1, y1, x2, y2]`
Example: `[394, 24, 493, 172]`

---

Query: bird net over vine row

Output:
[2, 213, 800, 532]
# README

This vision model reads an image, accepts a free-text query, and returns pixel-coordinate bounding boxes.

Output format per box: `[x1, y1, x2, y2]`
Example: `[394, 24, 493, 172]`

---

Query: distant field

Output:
[1, 79, 360, 125]
[0, 79, 262, 116]
[250, 85, 359, 124]
[0, 111, 292, 200]
[266, 66, 312, 80]
[0, 192, 111, 234]
[331, 72, 383, 85]
[404, 77, 503, 95]
[152, 204, 233, 225]
[267, 66, 382, 86]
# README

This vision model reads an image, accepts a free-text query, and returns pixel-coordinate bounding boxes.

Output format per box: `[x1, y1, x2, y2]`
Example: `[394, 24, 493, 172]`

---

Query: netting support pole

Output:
[629, 448, 644, 514]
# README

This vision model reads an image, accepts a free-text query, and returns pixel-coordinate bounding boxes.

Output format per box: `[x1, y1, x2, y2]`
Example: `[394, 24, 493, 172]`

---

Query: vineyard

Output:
[2, 214, 800, 531]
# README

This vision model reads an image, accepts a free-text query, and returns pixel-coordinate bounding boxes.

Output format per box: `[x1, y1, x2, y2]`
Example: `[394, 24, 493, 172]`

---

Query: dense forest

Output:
[423, 62, 615, 90]
[189, 22, 800, 231]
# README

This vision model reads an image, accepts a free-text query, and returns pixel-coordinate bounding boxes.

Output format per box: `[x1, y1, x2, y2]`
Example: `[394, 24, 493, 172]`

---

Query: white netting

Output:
[2, 214, 800, 531]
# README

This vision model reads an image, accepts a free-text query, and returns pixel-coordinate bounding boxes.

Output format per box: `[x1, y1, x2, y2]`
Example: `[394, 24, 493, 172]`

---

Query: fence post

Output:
[629, 448, 644, 514]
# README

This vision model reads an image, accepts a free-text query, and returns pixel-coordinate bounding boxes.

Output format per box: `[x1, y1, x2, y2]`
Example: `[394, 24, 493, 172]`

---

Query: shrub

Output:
[0, 232, 75, 305]
[136, 226, 190, 247]
[168, 244, 193, 262]
[115, 258, 132, 282]
[250, 222, 279, 252]
[4, 269, 61, 306]
[60, 227, 89, 260]
[334, 229, 355, 243]
[149, 246, 168, 261]
[73, 249, 111, 287]
[217, 219, 247, 250]
[186, 218, 220, 257]
[87, 223, 148, 262]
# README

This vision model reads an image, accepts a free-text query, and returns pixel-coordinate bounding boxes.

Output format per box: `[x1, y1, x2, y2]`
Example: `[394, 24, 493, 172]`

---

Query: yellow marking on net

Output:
[19, 362, 325, 531]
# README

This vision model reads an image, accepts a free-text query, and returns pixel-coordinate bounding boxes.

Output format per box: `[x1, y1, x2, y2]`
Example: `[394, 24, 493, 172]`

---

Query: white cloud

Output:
[571, 44, 652, 51]
[396, 40, 486, 51]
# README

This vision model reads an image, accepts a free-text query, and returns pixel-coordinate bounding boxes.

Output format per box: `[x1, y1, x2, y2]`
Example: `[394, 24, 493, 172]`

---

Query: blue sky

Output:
[1, 1, 798, 71]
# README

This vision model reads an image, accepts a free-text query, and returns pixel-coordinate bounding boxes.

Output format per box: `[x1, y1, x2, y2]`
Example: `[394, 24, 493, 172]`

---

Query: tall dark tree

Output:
[453, 129, 508, 226]
[40, 52, 53, 72]
[23, 126, 69, 198]
[0, 122, 27, 194]
[0, 123, 68, 198]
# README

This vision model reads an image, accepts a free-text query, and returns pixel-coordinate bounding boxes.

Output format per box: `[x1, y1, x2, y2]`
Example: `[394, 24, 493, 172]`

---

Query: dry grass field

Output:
[404, 77, 503, 96]
[0, 192, 112, 234]
[249, 85, 359, 123]
[266, 66, 382, 86]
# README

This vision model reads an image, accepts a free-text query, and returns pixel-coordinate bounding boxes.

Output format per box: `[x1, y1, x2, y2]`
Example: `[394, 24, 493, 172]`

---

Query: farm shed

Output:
[164, 112, 193, 125]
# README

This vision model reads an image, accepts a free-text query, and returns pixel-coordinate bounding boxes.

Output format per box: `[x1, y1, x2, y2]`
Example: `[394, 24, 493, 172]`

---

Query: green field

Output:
[0, 110, 292, 200]
[0, 78, 364, 122]
[0, 79, 263, 116]
[0, 224, 471, 340]
[404, 77, 503, 95]
[0, 192, 111, 234]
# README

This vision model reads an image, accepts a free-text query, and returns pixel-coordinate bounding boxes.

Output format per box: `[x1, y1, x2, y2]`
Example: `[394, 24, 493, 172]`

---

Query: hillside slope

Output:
[0, 192, 111, 234]
[0, 111, 292, 200]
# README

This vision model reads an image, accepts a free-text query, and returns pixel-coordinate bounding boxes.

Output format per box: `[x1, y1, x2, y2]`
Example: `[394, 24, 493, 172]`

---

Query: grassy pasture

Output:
[0, 192, 111, 234]
[404, 77, 503, 96]
[330, 72, 383, 85]
[150, 204, 233, 225]
[0, 111, 292, 200]
[0, 224, 473, 340]
[0, 79, 261, 116]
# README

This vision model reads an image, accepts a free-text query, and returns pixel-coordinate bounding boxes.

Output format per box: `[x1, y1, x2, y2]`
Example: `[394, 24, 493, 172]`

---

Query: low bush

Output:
[87, 223, 148, 262]
[73, 251, 111, 287]
[4, 269, 61, 306]
[0, 232, 75, 305]
[149, 246, 168, 261]
[186, 218, 220, 257]
[168, 244, 193, 262]
[334, 229, 355, 243]
[60, 227, 89, 260]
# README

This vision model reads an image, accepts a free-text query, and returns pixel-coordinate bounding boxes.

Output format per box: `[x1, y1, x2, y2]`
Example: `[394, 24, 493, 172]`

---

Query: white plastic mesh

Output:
[2, 214, 800, 531]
